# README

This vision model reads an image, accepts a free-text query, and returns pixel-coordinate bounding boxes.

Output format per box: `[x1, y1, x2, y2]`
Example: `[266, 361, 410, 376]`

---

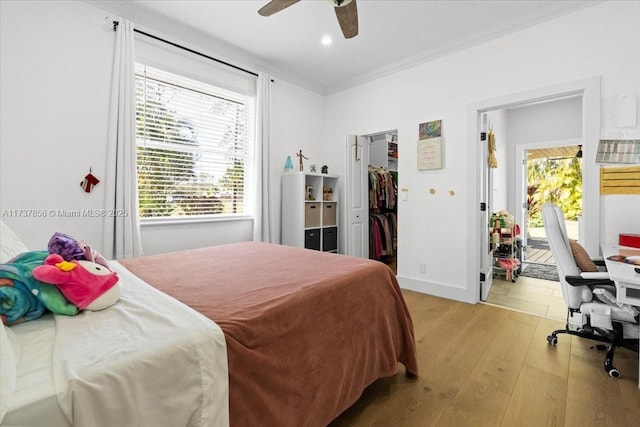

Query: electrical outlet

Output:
[419, 263, 426, 274]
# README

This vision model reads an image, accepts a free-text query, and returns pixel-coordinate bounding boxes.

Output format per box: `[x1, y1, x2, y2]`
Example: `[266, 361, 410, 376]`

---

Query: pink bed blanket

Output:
[119, 241, 418, 426]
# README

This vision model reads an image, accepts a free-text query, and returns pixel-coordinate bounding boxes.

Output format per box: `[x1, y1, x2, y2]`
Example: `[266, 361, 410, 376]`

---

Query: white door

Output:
[519, 148, 529, 260]
[479, 113, 494, 300]
[345, 134, 369, 258]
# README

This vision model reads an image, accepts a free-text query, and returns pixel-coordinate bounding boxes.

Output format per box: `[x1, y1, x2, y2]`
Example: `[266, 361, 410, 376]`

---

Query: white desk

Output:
[601, 243, 640, 306]
[601, 243, 640, 388]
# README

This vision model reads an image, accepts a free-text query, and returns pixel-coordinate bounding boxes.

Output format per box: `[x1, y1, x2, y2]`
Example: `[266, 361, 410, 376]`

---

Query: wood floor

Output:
[486, 275, 567, 321]
[330, 289, 639, 427]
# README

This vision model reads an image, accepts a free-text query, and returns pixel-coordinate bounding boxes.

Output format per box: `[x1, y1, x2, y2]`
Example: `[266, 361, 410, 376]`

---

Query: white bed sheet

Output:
[2, 261, 229, 427]
[3, 315, 70, 427]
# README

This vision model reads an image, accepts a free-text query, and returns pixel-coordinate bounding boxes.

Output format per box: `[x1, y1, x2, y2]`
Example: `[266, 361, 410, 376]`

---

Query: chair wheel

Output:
[547, 335, 557, 345]
[608, 368, 621, 378]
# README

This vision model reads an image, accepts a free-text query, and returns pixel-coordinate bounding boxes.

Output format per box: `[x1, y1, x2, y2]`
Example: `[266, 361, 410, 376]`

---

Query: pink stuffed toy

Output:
[33, 254, 122, 311]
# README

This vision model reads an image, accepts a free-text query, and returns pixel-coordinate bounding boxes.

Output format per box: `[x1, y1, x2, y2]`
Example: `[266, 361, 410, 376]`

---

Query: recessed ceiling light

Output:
[321, 35, 332, 46]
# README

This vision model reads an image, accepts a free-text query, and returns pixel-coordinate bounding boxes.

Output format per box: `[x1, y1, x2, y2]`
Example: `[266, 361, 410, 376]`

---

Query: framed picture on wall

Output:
[419, 120, 441, 140]
[417, 137, 442, 170]
[418, 119, 443, 170]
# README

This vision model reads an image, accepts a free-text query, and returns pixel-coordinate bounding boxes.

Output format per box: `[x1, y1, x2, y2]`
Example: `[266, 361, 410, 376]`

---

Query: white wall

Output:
[506, 97, 582, 145]
[324, 1, 640, 302]
[0, 0, 326, 255]
[269, 79, 328, 244]
[504, 96, 582, 219]
[1, 0, 113, 250]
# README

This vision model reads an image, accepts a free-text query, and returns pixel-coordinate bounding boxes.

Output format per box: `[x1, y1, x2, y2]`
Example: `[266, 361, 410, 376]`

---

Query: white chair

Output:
[542, 203, 639, 378]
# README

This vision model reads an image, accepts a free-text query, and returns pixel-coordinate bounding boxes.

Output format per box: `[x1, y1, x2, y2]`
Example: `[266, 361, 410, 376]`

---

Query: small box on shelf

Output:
[305, 203, 321, 227]
[322, 203, 336, 226]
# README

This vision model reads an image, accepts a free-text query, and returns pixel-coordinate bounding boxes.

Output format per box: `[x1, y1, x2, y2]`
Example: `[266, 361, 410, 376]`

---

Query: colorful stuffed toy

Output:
[1, 251, 78, 324]
[47, 232, 111, 270]
[33, 254, 122, 311]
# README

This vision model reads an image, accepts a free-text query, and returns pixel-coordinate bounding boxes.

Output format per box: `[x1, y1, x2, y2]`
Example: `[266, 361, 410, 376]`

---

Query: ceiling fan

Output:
[258, 0, 359, 39]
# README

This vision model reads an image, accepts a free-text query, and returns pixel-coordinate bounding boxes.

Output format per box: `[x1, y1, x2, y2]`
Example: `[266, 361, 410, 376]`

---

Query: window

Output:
[135, 63, 255, 219]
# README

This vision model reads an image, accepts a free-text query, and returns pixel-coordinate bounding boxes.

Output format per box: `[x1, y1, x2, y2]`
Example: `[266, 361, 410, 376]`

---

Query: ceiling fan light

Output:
[328, 0, 353, 7]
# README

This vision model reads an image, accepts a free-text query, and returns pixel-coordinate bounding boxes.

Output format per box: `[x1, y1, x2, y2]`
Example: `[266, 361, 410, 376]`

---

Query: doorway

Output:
[523, 144, 583, 267]
[485, 141, 584, 319]
[369, 132, 398, 273]
[467, 77, 601, 304]
[345, 131, 399, 274]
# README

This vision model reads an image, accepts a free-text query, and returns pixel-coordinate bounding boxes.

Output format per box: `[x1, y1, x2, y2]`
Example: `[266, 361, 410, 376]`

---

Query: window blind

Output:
[135, 63, 255, 219]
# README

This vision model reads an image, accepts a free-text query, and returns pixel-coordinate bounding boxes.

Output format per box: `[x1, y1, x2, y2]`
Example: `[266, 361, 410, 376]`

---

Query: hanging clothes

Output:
[368, 166, 397, 212]
[368, 166, 398, 261]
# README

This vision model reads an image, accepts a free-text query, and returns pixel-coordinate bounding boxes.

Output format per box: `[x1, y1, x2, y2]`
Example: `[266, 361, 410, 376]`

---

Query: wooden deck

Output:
[525, 247, 554, 265]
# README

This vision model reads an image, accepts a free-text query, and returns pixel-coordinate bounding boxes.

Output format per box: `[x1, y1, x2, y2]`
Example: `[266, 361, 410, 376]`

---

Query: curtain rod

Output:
[113, 21, 259, 78]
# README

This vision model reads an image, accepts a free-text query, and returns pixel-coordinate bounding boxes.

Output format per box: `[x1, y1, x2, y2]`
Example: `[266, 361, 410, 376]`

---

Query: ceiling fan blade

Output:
[334, 0, 358, 39]
[258, 0, 300, 17]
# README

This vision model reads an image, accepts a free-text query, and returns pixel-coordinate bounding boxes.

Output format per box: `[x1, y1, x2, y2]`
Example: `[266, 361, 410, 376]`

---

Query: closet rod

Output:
[112, 21, 259, 78]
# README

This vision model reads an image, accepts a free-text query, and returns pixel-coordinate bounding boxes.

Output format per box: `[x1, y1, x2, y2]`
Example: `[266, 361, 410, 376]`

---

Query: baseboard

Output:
[397, 275, 476, 304]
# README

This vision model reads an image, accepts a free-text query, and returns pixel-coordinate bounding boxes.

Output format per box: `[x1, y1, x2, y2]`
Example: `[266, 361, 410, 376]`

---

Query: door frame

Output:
[345, 130, 398, 260]
[466, 76, 601, 304]
[515, 137, 583, 257]
[479, 112, 494, 300]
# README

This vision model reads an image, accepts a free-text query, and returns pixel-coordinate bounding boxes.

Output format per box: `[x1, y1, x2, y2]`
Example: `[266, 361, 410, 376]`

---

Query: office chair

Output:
[541, 203, 639, 378]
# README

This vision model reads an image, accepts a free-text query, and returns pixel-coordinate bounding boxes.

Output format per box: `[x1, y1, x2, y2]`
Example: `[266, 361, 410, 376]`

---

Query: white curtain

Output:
[103, 19, 143, 259]
[253, 73, 273, 242]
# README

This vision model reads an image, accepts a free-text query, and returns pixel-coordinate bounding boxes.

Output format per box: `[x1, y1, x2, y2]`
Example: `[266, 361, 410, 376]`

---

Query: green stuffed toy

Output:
[1, 251, 78, 325]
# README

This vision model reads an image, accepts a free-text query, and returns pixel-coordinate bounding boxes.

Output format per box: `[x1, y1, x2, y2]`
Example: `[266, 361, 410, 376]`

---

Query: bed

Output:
[2, 230, 418, 426]
[2, 258, 229, 427]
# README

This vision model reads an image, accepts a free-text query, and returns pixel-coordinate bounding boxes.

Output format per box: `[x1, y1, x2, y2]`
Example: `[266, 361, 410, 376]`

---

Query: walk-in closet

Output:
[368, 132, 398, 273]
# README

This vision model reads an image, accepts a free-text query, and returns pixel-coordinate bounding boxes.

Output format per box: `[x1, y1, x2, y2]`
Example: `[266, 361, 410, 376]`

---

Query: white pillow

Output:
[0, 220, 29, 263]
[0, 323, 18, 422]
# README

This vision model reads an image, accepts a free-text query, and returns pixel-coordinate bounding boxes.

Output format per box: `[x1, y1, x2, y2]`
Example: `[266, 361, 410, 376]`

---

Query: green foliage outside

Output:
[137, 146, 200, 217]
[219, 159, 245, 214]
[136, 76, 245, 218]
[527, 157, 582, 227]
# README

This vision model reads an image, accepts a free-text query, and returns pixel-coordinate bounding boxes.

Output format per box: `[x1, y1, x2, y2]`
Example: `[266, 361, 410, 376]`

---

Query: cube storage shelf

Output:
[282, 172, 339, 253]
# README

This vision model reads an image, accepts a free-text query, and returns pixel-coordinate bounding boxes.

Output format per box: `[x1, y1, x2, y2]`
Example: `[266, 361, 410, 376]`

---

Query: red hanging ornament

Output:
[81, 168, 100, 193]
